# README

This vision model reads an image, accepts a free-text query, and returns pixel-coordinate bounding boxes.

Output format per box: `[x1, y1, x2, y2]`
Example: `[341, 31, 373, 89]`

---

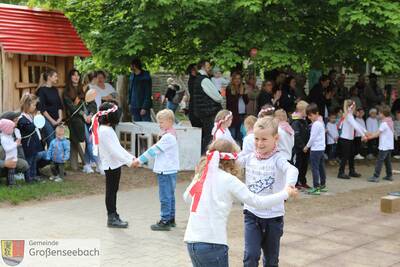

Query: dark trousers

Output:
[338, 138, 356, 174]
[187, 242, 229, 267]
[293, 151, 309, 185]
[105, 167, 121, 215]
[367, 139, 378, 155]
[394, 139, 400, 156]
[199, 115, 216, 154]
[310, 150, 326, 188]
[243, 210, 284, 267]
[6, 168, 15, 186]
[51, 162, 65, 179]
[373, 150, 393, 178]
[326, 143, 337, 160]
[229, 114, 246, 144]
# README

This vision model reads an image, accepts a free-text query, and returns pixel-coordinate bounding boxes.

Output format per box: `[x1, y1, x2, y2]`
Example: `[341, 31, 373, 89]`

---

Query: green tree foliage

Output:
[21, 0, 400, 74]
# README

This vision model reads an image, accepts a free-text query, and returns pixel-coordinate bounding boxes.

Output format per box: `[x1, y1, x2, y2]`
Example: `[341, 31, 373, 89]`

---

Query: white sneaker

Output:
[394, 155, 400, 159]
[83, 164, 94, 174]
[54, 177, 64, 182]
[15, 173, 25, 180]
[95, 164, 105, 175]
[354, 154, 365, 160]
[366, 154, 375, 160]
[49, 176, 57, 181]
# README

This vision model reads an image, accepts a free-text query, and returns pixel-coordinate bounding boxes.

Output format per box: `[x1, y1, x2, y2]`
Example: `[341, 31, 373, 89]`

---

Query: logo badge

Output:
[1, 240, 24, 266]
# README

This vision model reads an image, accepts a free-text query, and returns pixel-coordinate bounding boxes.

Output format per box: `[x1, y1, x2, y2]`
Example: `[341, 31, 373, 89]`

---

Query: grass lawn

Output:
[0, 177, 94, 205]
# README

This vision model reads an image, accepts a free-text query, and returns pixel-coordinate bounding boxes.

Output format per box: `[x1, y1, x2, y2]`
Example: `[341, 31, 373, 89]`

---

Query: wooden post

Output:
[116, 74, 131, 122]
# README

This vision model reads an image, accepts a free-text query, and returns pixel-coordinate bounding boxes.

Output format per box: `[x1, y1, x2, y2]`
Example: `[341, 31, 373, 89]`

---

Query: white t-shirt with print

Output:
[92, 83, 116, 109]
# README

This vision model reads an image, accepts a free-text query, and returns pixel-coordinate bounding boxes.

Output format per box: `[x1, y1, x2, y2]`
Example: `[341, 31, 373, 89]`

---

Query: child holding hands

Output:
[133, 109, 180, 231]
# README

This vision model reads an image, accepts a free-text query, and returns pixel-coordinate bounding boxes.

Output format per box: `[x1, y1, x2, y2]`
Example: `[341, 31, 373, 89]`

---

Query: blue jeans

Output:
[25, 151, 47, 181]
[42, 119, 55, 147]
[166, 101, 178, 113]
[310, 150, 326, 188]
[187, 242, 229, 267]
[132, 108, 151, 122]
[243, 210, 284, 267]
[373, 150, 392, 178]
[326, 144, 337, 160]
[157, 173, 177, 221]
[84, 125, 97, 165]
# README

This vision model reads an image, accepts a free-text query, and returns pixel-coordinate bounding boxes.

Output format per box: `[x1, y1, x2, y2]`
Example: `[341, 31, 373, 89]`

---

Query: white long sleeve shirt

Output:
[340, 113, 366, 140]
[183, 168, 288, 245]
[326, 122, 339, 145]
[0, 134, 17, 161]
[366, 117, 379, 133]
[238, 152, 298, 219]
[199, 70, 223, 103]
[98, 125, 134, 170]
[277, 127, 294, 160]
[241, 133, 255, 157]
[306, 120, 326, 151]
[355, 118, 367, 137]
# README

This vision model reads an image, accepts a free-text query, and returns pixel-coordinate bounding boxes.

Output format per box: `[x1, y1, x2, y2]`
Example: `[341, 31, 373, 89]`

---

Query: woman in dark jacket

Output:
[36, 69, 63, 146]
[63, 69, 92, 173]
[226, 72, 249, 142]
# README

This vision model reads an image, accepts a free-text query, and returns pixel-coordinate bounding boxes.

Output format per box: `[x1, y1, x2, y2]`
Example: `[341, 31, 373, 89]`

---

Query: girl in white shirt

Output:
[92, 71, 117, 109]
[367, 105, 394, 182]
[91, 102, 135, 228]
[0, 119, 19, 186]
[211, 109, 236, 144]
[303, 104, 326, 195]
[184, 139, 297, 267]
[241, 115, 257, 157]
[274, 109, 294, 161]
[337, 100, 367, 179]
[354, 108, 367, 160]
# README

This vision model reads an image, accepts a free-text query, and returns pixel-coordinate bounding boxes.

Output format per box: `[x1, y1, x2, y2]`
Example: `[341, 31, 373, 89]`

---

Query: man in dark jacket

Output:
[365, 73, 384, 112]
[192, 60, 223, 154]
[290, 102, 311, 189]
[186, 64, 202, 128]
[308, 75, 331, 117]
[129, 58, 153, 122]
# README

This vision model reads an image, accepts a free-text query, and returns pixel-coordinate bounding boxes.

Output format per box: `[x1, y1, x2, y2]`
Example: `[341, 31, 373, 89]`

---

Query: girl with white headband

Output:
[211, 109, 236, 144]
[91, 101, 135, 228]
[337, 99, 367, 179]
[184, 139, 297, 267]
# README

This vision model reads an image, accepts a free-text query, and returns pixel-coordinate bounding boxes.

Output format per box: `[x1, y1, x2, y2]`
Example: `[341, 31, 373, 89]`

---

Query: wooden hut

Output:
[0, 4, 91, 112]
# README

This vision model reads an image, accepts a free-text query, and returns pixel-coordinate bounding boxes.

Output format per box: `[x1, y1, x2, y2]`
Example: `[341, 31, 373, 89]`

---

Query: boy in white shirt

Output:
[326, 112, 339, 164]
[134, 109, 180, 231]
[354, 107, 367, 160]
[238, 117, 298, 267]
[304, 103, 326, 195]
[366, 108, 379, 159]
[367, 105, 394, 182]
[184, 139, 297, 266]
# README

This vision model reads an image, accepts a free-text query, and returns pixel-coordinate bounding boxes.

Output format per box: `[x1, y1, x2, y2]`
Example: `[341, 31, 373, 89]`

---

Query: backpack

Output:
[172, 85, 185, 104]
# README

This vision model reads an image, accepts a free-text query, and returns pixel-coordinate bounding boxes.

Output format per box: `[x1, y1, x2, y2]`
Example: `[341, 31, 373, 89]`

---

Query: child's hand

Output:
[303, 146, 308, 153]
[286, 185, 298, 198]
[15, 139, 21, 146]
[362, 134, 369, 142]
[131, 159, 141, 168]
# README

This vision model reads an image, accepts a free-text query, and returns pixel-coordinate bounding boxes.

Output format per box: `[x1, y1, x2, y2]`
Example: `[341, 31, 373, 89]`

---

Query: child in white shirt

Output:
[241, 115, 257, 157]
[304, 104, 326, 195]
[134, 109, 180, 231]
[0, 119, 19, 186]
[366, 108, 379, 159]
[274, 109, 294, 161]
[238, 117, 298, 266]
[92, 102, 135, 228]
[184, 139, 297, 266]
[211, 109, 236, 144]
[354, 107, 367, 160]
[326, 112, 339, 162]
[367, 105, 394, 182]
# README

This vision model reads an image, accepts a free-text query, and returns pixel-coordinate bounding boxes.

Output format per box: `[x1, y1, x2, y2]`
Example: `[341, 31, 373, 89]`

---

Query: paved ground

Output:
[0, 163, 400, 267]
